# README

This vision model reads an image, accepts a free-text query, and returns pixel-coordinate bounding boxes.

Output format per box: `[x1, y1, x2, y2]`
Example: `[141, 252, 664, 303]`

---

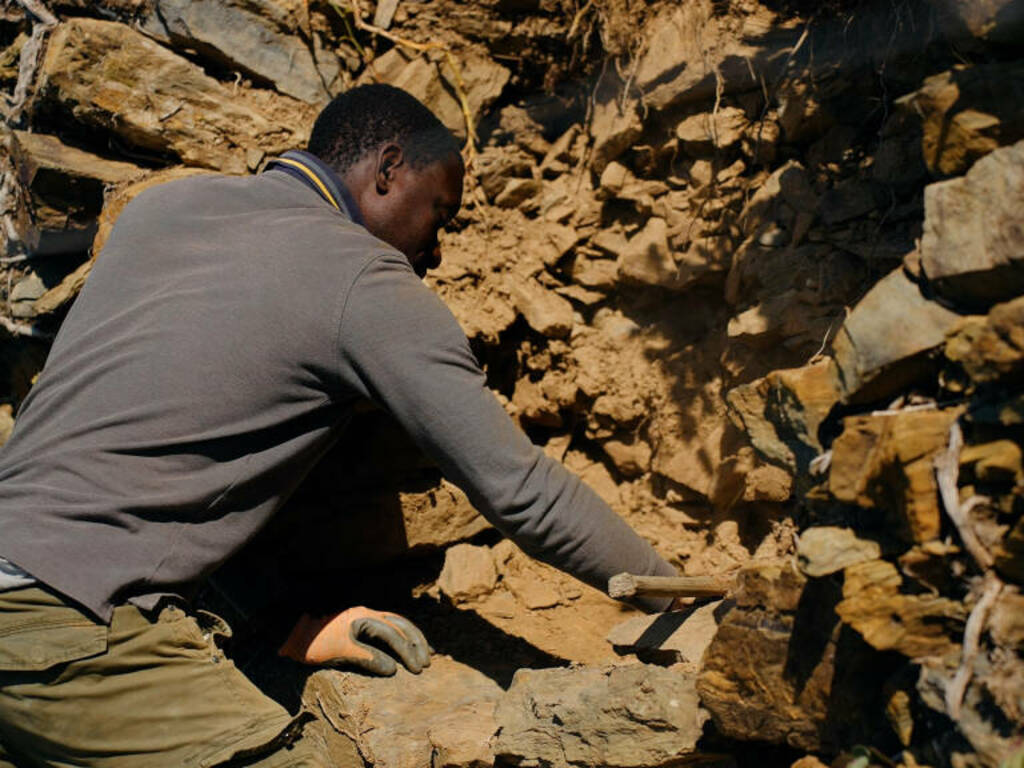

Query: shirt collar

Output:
[264, 150, 365, 227]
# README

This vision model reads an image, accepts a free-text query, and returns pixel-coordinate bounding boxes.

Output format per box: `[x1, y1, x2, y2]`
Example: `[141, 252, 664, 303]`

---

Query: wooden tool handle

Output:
[608, 573, 731, 599]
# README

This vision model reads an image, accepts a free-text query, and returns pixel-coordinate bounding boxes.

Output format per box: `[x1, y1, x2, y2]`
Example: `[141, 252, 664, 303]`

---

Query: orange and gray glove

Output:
[277, 607, 431, 676]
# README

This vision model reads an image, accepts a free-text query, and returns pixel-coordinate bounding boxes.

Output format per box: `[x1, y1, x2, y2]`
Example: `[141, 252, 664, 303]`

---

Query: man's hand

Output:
[278, 607, 431, 676]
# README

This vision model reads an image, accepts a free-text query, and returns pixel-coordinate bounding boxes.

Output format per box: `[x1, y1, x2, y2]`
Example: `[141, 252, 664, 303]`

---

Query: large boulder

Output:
[493, 664, 707, 768]
[38, 18, 313, 174]
[920, 139, 1024, 309]
[306, 656, 503, 768]
[139, 0, 344, 104]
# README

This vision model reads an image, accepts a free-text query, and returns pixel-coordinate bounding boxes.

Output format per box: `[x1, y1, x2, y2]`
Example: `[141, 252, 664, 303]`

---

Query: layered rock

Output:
[38, 17, 313, 173]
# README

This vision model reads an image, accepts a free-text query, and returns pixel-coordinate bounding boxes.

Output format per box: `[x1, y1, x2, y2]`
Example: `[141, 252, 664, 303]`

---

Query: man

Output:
[0, 84, 677, 766]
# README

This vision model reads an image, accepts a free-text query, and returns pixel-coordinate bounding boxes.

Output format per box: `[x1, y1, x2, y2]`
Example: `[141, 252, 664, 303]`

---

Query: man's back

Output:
[0, 169, 383, 619]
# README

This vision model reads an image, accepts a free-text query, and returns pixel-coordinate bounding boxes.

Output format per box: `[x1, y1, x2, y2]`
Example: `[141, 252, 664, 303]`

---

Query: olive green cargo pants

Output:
[0, 587, 361, 767]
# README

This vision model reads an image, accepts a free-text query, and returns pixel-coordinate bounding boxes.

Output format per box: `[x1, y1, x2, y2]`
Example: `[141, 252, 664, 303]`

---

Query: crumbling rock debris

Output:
[508, 276, 574, 338]
[631, 0, 799, 112]
[588, 97, 642, 176]
[493, 664, 708, 768]
[946, 295, 1024, 387]
[362, 46, 509, 141]
[697, 562, 894, 752]
[917, 652, 1024, 767]
[0, 405, 13, 447]
[930, 0, 1024, 43]
[920, 138, 1024, 309]
[894, 63, 1024, 178]
[0, 126, 37, 258]
[12, 130, 142, 256]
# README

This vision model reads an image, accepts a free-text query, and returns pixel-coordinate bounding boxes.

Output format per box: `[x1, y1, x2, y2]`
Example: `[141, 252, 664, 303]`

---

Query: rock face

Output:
[631, 0, 799, 111]
[920, 139, 1024, 308]
[831, 267, 963, 404]
[493, 664, 707, 768]
[139, 0, 343, 104]
[39, 18, 312, 174]
[305, 656, 502, 768]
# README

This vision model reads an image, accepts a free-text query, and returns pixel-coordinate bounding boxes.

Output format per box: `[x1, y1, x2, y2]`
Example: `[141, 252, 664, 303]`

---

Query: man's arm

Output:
[336, 252, 676, 611]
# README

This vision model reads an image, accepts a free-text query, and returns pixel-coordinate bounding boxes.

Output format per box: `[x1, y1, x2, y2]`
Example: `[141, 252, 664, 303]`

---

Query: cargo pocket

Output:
[0, 587, 108, 672]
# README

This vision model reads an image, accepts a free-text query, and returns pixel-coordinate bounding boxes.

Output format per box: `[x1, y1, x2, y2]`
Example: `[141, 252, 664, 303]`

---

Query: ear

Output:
[375, 143, 405, 195]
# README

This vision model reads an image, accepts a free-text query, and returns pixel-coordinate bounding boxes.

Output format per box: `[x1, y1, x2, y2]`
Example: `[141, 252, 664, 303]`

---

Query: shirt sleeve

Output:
[335, 252, 676, 610]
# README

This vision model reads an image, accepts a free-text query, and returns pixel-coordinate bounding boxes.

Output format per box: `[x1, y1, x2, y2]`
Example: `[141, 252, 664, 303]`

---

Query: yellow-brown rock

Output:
[945, 295, 1024, 386]
[895, 63, 1024, 178]
[39, 18, 312, 174]
[726, 358, 840, 473]
[828, 408, 962, 543]
[835, 560, 965, 659]
[960, 440, 1023, 486]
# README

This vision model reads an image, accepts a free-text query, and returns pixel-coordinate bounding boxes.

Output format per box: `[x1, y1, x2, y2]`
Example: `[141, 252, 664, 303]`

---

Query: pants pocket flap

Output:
[0, 621, 108, 671]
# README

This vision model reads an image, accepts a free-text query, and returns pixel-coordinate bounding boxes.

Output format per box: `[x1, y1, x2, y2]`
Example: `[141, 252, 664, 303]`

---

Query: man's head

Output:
[308, 84, 464, 276]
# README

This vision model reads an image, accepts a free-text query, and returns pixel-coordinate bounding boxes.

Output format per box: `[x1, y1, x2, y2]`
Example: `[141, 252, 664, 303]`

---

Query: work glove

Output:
[278, 607, 431, 676]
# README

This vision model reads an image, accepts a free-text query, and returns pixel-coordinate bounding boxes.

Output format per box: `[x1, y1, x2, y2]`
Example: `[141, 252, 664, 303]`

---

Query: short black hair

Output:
[308, 84, 461, 174]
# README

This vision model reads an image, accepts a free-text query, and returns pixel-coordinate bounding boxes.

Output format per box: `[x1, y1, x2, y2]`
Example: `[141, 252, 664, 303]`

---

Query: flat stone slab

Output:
[605, 600, 730, 669]
[831, 266, 962, 404]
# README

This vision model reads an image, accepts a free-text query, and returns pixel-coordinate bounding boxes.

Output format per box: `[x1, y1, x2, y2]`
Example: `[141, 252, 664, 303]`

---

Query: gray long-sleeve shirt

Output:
[0, 159, 675, 622]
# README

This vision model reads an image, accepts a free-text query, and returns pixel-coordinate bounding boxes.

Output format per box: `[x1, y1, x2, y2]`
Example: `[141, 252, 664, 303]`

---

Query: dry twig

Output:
[935, 421, 995, 571]
[945, 573, 1002, 721]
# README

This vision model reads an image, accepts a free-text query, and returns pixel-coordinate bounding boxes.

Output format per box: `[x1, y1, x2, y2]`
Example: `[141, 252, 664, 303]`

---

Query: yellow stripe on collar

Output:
[273, 156, 341, 211]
